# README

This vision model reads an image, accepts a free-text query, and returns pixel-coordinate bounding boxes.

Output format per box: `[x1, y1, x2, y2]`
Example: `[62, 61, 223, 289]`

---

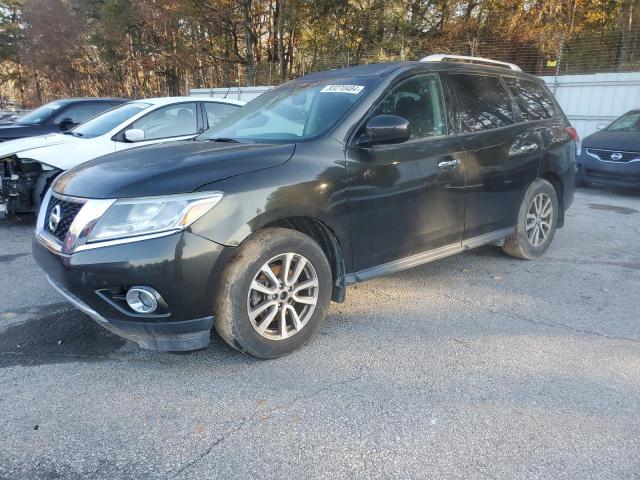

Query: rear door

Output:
[448, 72, 541, 240]
[347, 72, 466, 273]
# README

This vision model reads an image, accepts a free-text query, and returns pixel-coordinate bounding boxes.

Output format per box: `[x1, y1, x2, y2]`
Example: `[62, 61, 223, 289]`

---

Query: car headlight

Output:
[87, 191, 224, 243]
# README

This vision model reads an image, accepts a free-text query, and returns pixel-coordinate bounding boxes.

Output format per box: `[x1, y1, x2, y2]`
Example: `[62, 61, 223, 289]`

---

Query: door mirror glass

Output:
[363, 115, 410, 145]
[124, 128, 146, 142]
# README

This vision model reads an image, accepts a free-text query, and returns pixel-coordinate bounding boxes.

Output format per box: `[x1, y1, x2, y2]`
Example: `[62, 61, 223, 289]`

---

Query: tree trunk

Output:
[242, 0, 256, 86]
[619, 0, 636, 68]
[276, 0, 285, 82]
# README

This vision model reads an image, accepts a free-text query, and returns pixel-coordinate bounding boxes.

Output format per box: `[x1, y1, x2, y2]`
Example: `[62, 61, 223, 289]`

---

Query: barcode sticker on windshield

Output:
[320, 85, 364, 95]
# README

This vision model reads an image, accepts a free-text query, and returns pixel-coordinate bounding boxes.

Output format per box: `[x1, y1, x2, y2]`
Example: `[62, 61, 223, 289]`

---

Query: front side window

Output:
[606, 111, 640, 132]
[71, 102, 151, 139]
[199, 77, 375, 142]
[52, 103, 112, 125]
[130, 103, 198, 140]
[371, 73, 446, 140]
[450, 74, 515, 132]
[204, 102, 240, 128]
[503, 78, 555, 121]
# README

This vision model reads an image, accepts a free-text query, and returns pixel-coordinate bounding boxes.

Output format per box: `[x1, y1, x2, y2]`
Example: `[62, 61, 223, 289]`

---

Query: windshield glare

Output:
[16, 101, 66, 125]
[607, 111, 640, 132]
[71, 102, 151, 138]
[199, 78, 373, 142]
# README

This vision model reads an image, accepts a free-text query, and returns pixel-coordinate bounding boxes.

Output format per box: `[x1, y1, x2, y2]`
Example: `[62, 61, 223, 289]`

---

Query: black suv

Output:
[0, 98, 125, 141]
[33, 56, 576, 358]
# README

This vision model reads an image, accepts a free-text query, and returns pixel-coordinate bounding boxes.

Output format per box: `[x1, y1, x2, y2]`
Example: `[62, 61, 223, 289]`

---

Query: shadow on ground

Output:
[0, 310, 126, 368]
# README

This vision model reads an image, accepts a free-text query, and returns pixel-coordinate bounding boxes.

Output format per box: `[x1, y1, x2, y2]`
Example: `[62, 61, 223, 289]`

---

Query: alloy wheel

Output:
[247, 253, 319, 340]
[526, 192, 553, 247]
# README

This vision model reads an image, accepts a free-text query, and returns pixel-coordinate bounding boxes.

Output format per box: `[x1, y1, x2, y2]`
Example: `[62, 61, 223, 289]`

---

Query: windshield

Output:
[70, 102, 151, 138]
[607, 111, 640, 132]
[198, 77, 375, 142]
[16, 101, 66, 125]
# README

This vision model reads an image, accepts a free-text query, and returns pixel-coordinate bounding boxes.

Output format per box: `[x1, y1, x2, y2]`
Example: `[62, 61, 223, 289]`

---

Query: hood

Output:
[54, 140, 296, 198]
[0, 133, 82, 164]
[0, 122, 51, 141]
[581, 130, 640, 152]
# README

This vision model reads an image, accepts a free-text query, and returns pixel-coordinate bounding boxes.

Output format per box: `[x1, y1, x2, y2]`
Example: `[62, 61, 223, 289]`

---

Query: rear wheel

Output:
[214, 227, 332, 359]
[502, 179, 558, 260]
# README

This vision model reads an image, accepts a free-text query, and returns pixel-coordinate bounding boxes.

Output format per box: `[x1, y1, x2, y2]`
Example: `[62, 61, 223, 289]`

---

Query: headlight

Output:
[87, 191, 223, 243]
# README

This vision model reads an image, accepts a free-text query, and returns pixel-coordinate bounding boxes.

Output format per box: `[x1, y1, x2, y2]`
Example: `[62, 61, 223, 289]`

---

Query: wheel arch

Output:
[540, 170, 564, 227]
[260, 216, 347, 303]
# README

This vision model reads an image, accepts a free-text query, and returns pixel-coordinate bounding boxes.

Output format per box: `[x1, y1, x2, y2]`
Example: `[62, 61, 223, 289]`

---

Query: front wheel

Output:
[214, 227, 332, 359]
[502, 179, 559, 260]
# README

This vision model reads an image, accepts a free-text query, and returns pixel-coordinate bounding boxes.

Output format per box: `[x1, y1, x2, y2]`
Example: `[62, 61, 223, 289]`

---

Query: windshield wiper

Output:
[208, 137, 239, 143]
[63, 131, 83, 137]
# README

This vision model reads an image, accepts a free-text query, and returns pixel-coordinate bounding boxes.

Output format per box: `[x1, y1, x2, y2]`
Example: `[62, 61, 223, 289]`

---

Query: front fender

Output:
[189, 139, 352, 269]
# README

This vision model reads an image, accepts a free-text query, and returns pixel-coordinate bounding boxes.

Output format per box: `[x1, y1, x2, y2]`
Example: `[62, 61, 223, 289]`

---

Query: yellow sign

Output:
[547, 60, 557, 67]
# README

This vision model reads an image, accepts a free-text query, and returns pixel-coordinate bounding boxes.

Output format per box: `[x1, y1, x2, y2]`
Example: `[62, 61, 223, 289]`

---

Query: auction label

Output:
[320, 85, 365, 94]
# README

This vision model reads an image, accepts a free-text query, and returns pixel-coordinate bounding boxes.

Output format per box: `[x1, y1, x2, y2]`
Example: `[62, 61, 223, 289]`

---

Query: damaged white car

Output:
[0, 96, 244, 215]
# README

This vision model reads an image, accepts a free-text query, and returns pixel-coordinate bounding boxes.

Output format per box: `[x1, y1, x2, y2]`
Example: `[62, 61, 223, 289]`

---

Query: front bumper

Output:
[577, 153, 640, 189]
[32, 230, 235, 351]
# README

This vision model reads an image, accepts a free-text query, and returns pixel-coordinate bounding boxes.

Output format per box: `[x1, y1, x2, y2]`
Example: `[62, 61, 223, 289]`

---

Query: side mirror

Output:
[58, 118, 74, 130]
[596, 122, 608, 131]
[124, 128, 145, 142]
[359, 115, 410, 146]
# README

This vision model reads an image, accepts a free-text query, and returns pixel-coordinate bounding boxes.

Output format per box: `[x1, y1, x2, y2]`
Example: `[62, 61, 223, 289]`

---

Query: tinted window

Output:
[204, 102, 239, 127]
[371, 73, 446, 140]
[52, 103, 114, 125]
[72, 102, 151, 139]
[606, 111, 640, 132]
[131, 103, 198, 140]
[450, 74, 515, 132]
[504, 78, 555, 121]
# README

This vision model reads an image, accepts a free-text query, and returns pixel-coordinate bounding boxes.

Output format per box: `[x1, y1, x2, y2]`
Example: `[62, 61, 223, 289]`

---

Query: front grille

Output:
[586, 148, 640, 163]
[44, 195, 85, 241]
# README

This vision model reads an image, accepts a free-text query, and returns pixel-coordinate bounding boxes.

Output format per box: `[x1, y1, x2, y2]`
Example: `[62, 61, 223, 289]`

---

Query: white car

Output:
[0, 96, 244, 214]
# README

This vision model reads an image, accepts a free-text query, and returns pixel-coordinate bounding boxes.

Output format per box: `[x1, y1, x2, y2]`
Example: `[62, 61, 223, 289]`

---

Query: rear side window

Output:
[503, 78, 555, 120]
[204, 102, 239, 128]
[450, 74, 515, 132]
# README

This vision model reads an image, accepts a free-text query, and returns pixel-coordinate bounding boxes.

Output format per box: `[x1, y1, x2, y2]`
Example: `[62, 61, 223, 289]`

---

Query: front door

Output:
[347, 73, 466, 274]
[115, 102, 201, 151]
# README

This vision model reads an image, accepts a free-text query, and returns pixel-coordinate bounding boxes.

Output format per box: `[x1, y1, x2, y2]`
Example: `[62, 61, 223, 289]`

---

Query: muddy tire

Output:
[214, 227, 332, 359]
[502, 179, 559, 260]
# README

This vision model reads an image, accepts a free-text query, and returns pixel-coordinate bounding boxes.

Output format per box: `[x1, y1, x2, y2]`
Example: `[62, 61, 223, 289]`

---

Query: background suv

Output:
[33, 56, 576, 358]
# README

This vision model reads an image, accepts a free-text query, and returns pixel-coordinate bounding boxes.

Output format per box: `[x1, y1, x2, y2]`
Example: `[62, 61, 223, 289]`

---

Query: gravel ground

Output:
[0, 187, 639, 480]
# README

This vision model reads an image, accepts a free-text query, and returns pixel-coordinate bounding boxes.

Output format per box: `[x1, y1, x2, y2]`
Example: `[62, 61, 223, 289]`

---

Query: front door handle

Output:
[438, 158, 461, 170]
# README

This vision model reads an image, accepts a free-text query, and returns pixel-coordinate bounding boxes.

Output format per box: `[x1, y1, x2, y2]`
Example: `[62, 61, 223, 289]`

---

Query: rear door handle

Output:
[438, 158, 461, 170]
[519, 143, 539, 152]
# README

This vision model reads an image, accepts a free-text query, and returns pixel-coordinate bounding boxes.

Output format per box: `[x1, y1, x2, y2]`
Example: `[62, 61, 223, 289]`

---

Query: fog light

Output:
[126, 287, 159, 314]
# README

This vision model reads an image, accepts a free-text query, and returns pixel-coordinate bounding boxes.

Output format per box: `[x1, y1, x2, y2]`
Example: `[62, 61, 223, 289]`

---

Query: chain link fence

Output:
[197, 27, 640, 89]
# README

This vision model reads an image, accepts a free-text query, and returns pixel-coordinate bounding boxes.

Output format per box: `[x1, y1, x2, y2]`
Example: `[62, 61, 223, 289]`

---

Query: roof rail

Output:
[420, 54, 522, 72]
